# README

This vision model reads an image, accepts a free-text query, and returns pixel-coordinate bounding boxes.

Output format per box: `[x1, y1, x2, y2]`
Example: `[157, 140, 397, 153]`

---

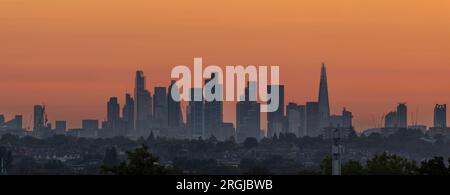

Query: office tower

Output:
[236, 82, 261, 142]
[342, 108, 353, 128]
[187, 88, 204, 139]
[306, 102, 320, 137]
[82, 120, 99, 130]
[107, 97, 120, 130]
[153, 87, 168, 128]
[167, 80, 183, 128]
[286, 103, 301, 137]
[385, 111, 398, 128]
[298, 105, 307, 137]
[134, 71, 152, 131]
[329, 115, 343, 127]
[397, 103, 407, 128]
[33, 105, 46, 131]
[204, 72, 223, 138]
[55, 120, 67, 134]
[267, 85, 285, 137]
[122, 93, 134, 130]
[4, 115, 22, 130]
[0, 115, 4, 125]
[434, 104, 447, 128]
[318, 63, 330, 130]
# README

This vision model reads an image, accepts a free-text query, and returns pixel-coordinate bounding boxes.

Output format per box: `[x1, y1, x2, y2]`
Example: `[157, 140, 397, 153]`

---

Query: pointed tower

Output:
[318, 63, 330, 131]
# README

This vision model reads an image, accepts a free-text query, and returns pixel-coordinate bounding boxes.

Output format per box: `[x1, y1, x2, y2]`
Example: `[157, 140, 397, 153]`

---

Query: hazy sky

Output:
[1, 0, 450, 131]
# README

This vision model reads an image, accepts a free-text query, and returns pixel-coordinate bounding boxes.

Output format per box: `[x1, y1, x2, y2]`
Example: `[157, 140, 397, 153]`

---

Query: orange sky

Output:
[1, 0, 450, 131]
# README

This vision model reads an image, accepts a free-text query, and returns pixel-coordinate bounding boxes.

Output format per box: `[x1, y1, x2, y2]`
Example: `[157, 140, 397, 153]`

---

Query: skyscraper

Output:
[153, 87, 168, 128]
[267, 85, 285, 137]
[236, 82, 261, 142]
[286, 103, 301, 137]
[122, 93, 134, 131]
[33, 105, 46, 131]
[168, 80, 183, 128]
[187, 88, 204, 139]
[134, 71, 152, 131]
[107, 97, 120, 130]
[306, 102, 319, 137]
[204, 72, 223, 138]
[55, 120, 67, 134]
[385, 111, 398, 128]
[318, 63, 330, 130]
[434, 104, 447, 128]
[342, 108, 353, 128]
[397, 103, 407, 128]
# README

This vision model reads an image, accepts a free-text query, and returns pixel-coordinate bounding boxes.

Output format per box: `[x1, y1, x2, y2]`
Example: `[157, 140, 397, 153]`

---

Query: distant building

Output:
[342, 108, 353, 128]
[33, 105, 46, 131]
[286, 103, 301, 137]
[306, 102, 319, 137]
[153, 87, 168, 128]
[397, 103, 407, 128]
[385, 111, 398, 128]
[107, 97, 121, 130]
[55, 121, 67, 134]
[204, 72, 224, 138]
[318, 63, 330, 131]
[167, 80, 183, 128]
[82, 120, 99, 130]
[134, 70, 152, 131]
[236, 82, 261, 142]
[55, 121, 66, 131]
[267, 85, 285, 137]
[2, 115, 22, 130]
[122, 93, 134, 131]
[434, 104, 447, 128]
[329, 115, 343, 128]
[187, 88, 204, 139]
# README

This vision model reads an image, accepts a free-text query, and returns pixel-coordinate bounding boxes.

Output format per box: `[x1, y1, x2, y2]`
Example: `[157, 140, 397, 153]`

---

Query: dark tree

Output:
[418, 157, 448, 175]
[102, 145, 174, 175]
[366, 152, 418, 175]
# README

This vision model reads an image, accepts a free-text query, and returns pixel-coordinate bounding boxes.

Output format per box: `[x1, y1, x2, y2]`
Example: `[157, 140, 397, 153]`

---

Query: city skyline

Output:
[2, 0, 450, 131]
[1, 64, 448, 134]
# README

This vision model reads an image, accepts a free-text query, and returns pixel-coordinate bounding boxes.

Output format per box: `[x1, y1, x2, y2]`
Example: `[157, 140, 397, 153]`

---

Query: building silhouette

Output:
[55, 120, 67, 134]
[107, 97, 120, 130]
[134, 71, 152, 131]
[342, 108, 353, 128]
[434, 104, 447, 128]
[153, 87, 168, 128]
[385, 111, 398, 128]
[306, 102, 319, 137]
[33, 105, 46, 131]
[286, 103, 303, 137]
[187, 88, 204, 139]
[167, 80, 183, 128]
[318, 63, 330, 131]
[122, 93, 134, 131]
[397, 103, 408, 128]
[204, 72, 224, 138]
[267, 85, 285, 137]
[236, 82, 261, 142]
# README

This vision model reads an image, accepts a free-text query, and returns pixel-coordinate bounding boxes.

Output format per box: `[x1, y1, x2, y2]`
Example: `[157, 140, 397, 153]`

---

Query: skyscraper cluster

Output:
[8, 62, 450, 141]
